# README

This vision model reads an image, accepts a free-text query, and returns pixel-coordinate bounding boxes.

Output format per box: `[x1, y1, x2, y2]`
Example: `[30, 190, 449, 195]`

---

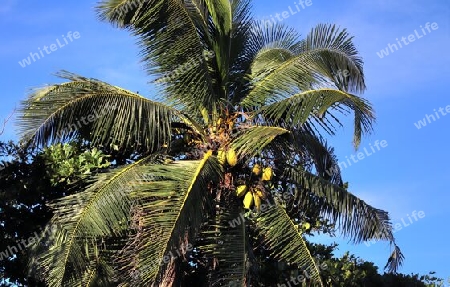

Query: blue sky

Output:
[1, 0, 449, 280]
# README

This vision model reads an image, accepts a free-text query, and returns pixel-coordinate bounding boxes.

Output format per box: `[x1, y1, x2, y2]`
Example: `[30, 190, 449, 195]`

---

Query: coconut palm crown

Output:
[18, 0, 403, 286]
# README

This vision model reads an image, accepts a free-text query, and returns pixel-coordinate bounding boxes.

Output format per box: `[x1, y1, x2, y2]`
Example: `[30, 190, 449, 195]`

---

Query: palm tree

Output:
[18, 0, 403, 286]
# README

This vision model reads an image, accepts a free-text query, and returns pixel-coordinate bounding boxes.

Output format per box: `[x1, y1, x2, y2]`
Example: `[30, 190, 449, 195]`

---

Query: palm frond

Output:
[204, 0, 232, 87]
[17, 71, 197, 152]
[241, 24, 366, 108]
[228, 0, 253, 97]
[298, 23, 366, 93]
[290, 130, 343, 185]
[250, 47, 296, 80]
[255, 202, 324, 286]
[241, 24, 315, 107]
[117, 151, 223, 285]
[204, 0, 232, 35]
[259, 89, 374, 147]
[284, 168, 403, 272]
[28, 155, 165, 286]
[231, 126, 290, 159]
[261, 126, 344, 186]
[309, 141, 342, 185]
[201, 205, 247, 286]
[245, 22, 301, 82]
[69, 257, 116, 287]
[97, 0, 221, 117]
[245, 22, 301, 59]
[385, 245, 404, 273]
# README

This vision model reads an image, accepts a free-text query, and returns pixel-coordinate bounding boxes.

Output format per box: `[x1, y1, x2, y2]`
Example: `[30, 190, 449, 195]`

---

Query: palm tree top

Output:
[18, 1, 403, 286]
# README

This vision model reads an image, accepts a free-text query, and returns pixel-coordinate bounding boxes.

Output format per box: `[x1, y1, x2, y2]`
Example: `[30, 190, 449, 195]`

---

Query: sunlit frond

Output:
[241, 24, 366, 108]
[256, 202, 323, 286]
[298, 23, 366, 93]
[28, 155, 167, 286]
[117, 152, 223, 285]
[18, 72, 198, 152]
[97, 0, 221, 117]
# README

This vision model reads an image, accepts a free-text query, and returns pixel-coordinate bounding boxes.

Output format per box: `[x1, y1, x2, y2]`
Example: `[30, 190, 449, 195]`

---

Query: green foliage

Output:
[42, 143, 110, 185]
[306, 243, 443, 287]
[200, 204, 247, 286]
[0, 140, 115, 286]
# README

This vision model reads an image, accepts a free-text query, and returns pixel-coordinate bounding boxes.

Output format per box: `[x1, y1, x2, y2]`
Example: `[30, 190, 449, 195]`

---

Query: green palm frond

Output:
[259, 89, 374, 147]
[241, 25, 315, 107]
[259, 126, 344, 186]
[298, 23, 366, 93]
[245, 23, 301, 82]
[29, 155, 165, 287]
[245, 22, 301, 59]
[284, 168, 404, 272]
[18, 71, 196, 152]
[97, 1, 221, 116]
[228, 0, 253, 102]
[205, 0, 232, 36]
[204, 0, 232, 86]
[288, 130, 343, 185]
[293, 131, 343, 186]
[73, 257, 116, 287]
[117, 151, 222, 285]
[241, 24, 366, 108]
[60, 236, 127, 287]
[201, 205, 247, 286]
[230, 126, 290, 159]
[250, 47, 296, 79]
[256, 202, 323, 286]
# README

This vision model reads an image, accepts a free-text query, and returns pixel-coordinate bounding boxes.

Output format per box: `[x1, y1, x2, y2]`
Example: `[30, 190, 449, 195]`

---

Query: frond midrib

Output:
[278, 205, 323, 286]
[60, 156, 149, 281]
[154, 151, 213, 278]
[84, 267, 96, 287]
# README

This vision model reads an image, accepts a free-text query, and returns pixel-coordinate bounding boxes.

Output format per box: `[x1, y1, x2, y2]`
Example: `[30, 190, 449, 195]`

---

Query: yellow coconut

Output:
[252, 164, 262, 176]
[302, 222, 311, 230]
[217, 149, 226, 165]
[226, 148, 238, 167]
[243, 191, 254, 209]
[236, 185, 248, 197]
[255, 189, 265, 199]
[262, 167, 273, 181]
[253, 193, 262, 211]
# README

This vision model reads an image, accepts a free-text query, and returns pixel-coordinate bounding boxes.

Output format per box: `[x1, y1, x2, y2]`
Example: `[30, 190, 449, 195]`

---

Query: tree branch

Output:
[0, 108, 16, 136]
